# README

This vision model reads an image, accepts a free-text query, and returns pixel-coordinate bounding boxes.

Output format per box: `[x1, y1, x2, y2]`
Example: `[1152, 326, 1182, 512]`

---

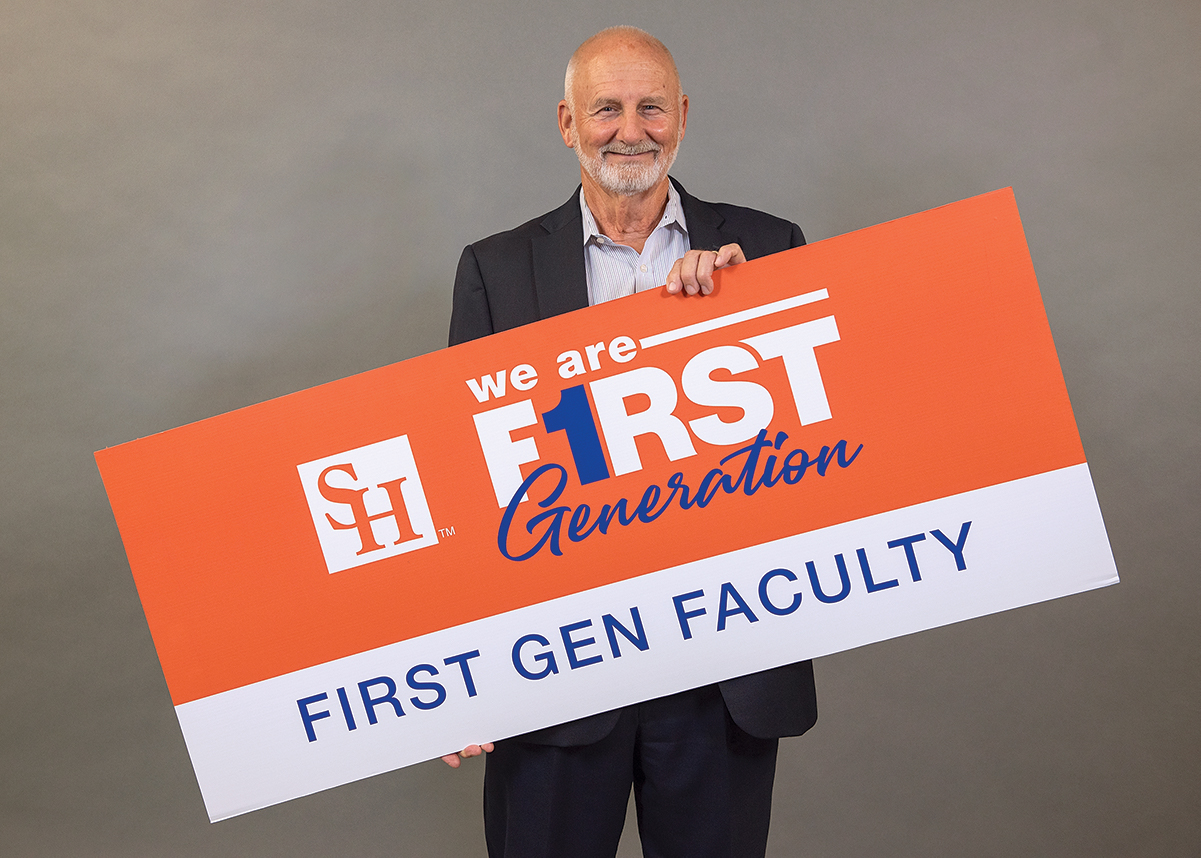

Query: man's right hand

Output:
[441, 743, 494, 768]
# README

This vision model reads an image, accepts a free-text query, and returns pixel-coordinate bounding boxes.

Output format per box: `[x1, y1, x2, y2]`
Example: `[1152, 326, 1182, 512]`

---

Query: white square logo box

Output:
[297, 435, 439, 573]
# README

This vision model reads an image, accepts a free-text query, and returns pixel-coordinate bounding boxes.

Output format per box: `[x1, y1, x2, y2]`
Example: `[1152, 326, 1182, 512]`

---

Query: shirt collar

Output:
[579, 181, 688, 246]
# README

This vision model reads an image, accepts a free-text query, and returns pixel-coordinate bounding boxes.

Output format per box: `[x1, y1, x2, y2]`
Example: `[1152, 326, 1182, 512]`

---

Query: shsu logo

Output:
[298, 435, 438, 573]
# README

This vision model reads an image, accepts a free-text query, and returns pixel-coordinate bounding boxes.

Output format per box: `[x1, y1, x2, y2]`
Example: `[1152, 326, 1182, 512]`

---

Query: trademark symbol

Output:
[438, 526, 456, 538]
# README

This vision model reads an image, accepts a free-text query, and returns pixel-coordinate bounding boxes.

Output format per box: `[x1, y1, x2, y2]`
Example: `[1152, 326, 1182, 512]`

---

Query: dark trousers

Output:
[483, 685, 779, 858]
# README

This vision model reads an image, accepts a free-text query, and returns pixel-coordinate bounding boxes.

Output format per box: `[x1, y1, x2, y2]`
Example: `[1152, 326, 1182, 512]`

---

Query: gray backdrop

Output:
[3, 1, 1198, 855]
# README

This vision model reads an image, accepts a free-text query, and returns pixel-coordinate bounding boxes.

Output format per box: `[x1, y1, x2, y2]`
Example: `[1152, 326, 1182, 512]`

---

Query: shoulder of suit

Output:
[672, 178, 799, 239]
[693, 196, 797, 231]
[464, 191, 580, 257]
[679, 194, 803, 257]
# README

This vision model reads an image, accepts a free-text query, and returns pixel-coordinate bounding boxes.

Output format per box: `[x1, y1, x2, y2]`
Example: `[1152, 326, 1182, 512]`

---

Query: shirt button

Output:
[640, 264, 647, 272]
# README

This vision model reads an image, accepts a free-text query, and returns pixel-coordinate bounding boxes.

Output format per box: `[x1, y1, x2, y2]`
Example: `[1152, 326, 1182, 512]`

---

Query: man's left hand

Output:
[440, 743, 494, 769]
[664, 243, 746, 296]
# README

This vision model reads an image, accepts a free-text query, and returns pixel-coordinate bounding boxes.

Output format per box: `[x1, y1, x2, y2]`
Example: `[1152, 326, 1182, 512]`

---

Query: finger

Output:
[681, 251, 703, 296]
[696, 251, 718, 295]
[714, 243, 746, 269]
[481, 742, 495, 753]
[441, 753, 462, 768]
[665, 258, 684, 294]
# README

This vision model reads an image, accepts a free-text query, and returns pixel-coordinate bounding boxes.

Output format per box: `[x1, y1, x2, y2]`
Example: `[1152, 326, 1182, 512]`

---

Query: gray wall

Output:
[4, 1, 1198, 855]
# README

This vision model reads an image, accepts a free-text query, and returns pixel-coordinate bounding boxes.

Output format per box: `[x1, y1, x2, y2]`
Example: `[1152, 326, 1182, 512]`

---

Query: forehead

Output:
[574, 41, 679, 104]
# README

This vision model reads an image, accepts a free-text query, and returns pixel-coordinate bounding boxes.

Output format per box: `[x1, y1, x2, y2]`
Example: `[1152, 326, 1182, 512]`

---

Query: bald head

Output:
[564, 26, 681, 111]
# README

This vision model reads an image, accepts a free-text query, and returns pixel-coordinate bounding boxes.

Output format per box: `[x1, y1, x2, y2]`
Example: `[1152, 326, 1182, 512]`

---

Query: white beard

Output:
[573, 131, 679, 196]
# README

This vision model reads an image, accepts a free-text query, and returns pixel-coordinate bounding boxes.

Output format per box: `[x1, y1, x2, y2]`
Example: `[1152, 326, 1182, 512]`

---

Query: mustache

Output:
[600, 140, 662, 156]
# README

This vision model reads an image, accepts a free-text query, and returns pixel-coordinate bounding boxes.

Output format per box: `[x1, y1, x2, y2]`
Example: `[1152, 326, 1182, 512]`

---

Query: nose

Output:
[615, 109, 645, 144]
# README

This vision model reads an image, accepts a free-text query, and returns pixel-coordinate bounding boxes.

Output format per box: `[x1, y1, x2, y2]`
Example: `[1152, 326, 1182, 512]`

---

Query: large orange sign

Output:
[97, 189, 1117, 820]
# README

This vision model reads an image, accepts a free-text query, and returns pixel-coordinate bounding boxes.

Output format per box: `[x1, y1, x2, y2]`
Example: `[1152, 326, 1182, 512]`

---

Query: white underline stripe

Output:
[639, 289, 829, 348]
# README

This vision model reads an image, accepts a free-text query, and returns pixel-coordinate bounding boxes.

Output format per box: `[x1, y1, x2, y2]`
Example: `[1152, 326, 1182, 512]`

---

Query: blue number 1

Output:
[541, 385, 611, 485]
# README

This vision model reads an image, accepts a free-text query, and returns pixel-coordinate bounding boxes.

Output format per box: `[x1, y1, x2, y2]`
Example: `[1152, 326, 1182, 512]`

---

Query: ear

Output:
[679, 94, 689, 140]
[557, 100, 576, 148]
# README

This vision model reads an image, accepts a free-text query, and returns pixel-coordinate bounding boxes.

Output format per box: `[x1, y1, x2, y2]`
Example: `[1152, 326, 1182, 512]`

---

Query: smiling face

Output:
[558, 31, 688, 198]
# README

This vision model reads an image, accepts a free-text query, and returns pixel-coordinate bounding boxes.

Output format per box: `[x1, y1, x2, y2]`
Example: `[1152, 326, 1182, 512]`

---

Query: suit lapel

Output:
[532, 188, 589, 320]
[674, 178, 731, 252]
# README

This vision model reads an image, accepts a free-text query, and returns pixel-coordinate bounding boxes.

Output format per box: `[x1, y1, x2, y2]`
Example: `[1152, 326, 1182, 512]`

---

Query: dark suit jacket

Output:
[449, 178, 818, 746]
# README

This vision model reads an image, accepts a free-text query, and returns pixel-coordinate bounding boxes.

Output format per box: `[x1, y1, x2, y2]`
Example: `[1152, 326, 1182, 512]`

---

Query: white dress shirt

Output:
[580, 183, 690, 307]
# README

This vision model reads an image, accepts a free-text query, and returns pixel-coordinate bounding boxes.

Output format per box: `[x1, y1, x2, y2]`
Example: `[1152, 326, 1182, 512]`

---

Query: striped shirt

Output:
[580, 183, 691, 307]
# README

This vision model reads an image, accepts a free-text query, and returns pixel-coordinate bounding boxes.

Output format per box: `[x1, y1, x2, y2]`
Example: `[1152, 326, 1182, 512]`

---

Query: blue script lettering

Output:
[498, 430, 863, 562]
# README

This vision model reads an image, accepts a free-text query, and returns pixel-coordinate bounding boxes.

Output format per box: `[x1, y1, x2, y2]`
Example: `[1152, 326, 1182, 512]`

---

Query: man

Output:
[446, 26, 817, 858]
